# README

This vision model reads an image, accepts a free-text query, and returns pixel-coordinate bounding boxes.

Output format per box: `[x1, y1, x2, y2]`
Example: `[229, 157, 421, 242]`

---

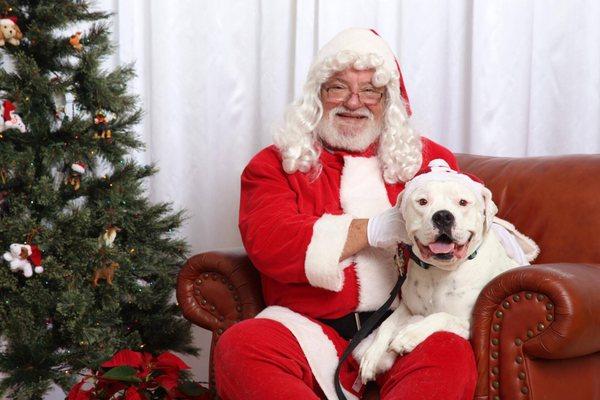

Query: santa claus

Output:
[214, 28, 476, 400]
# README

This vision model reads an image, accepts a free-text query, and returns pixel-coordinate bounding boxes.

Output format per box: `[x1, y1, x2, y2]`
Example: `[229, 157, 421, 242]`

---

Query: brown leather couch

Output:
[177, 153, 600, 399]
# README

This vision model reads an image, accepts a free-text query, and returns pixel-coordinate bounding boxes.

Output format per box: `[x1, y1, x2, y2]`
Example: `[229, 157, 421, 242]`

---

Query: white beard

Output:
[314, 106, 382, 152]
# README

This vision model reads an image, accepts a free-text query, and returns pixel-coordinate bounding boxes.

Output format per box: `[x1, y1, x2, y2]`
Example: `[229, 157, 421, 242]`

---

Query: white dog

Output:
[357, 159, 539, 383]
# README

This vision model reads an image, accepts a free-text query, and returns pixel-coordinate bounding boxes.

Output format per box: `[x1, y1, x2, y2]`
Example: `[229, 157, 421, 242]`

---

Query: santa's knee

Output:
[416, 331, 476, 380]
[214, 318, 289, 380]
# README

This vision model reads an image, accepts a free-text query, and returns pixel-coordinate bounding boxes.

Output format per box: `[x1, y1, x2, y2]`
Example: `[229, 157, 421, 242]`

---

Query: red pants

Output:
[215, 318, 476, 399]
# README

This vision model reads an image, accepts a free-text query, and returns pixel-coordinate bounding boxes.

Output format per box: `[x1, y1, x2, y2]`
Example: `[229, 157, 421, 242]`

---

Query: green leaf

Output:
[178, 381, 209, 396]
[101, 366, 142, 383]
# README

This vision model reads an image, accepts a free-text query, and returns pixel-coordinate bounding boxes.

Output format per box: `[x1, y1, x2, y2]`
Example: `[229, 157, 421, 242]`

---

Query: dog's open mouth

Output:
[416, 233, 472, 261]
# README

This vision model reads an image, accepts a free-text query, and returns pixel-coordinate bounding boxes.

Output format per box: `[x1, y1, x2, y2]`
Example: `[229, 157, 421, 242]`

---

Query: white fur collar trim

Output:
[340, 156, 391, 218]
[256, 306, 359, 400]
[340, 156, 399, 309]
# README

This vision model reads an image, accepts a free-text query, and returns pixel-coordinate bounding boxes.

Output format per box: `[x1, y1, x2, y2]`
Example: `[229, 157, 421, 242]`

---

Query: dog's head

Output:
[0, 19, 21, 40]
[399, 160, 497, 271]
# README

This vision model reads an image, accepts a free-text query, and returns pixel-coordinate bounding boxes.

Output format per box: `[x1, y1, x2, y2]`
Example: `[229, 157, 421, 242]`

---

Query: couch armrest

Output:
[176, 251, 264, 334]
[471, 263, 600, 399]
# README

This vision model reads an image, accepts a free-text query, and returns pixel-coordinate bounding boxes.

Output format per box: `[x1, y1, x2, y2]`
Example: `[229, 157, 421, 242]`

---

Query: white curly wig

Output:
[274, 28, 423, 184]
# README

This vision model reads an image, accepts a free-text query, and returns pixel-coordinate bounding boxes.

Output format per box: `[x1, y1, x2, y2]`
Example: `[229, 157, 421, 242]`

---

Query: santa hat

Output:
[400, 159, 486, 215]
[1, 17, 17, 25]
[71, 162, 86, 174]
[27, 244, 43, 273]
[310, 27, 411, 115]
[2, 100, 16, 121]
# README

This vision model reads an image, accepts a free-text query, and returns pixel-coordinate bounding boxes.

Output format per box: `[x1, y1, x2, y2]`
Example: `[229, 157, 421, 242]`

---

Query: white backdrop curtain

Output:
[45, 0, 600, 396]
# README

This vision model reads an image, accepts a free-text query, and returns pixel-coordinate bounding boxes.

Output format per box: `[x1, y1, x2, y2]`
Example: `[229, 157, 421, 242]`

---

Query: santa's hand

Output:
[367, 206, 408, 248]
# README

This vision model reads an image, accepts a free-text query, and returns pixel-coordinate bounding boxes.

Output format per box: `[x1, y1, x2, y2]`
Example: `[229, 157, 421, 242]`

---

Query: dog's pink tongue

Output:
[428, 242, 455, 254]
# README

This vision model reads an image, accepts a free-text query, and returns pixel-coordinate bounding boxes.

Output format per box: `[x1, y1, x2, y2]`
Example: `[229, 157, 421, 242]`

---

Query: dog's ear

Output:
[15, 26, 23, 40]
[481, 187, 498, 232]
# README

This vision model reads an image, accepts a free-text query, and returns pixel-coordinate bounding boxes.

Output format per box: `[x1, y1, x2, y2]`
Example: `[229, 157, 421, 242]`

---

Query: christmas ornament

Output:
[69, 31, 83, 51]
[0, 17, 23, 46]
[0, 100, 27, 132]
[92, 261, 119, 287]
[98, 225, 121, 248]
[66, 162, 86, 190]
[93, 112, 112, 140]
[3, 243, 43, 278]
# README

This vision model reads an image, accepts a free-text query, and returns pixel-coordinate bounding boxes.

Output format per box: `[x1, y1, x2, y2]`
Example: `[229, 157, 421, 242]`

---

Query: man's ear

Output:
[481, 187, 498, 232]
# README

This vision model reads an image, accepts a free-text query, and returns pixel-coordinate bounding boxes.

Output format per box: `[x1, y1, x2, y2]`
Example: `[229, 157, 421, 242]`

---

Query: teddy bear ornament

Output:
[3, 243, 43, 277]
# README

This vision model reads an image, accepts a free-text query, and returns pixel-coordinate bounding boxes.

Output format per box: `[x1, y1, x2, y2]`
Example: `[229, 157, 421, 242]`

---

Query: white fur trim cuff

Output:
[305, 213, 354, 291]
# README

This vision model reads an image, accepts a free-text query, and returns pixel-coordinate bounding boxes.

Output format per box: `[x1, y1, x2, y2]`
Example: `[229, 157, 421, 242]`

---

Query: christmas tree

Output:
[0, 2, 197, 399]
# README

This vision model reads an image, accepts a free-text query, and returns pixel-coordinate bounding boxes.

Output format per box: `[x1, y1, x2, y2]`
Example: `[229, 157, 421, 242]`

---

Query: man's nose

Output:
[432, 210, 455, 230]
[343, 92, 363, 110]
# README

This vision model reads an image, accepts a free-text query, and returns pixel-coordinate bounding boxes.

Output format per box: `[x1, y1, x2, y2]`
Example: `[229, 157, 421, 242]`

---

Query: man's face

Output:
[315, 68, 385, 152]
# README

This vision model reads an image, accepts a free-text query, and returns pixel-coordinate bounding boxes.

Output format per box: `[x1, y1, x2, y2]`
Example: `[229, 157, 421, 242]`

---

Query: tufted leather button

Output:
[547, 314, 554, 321]
[525, 292, 533, 299]
[492, 338, 499, 345]
[493, 324, 501, 331]
[203, 273, 209, 279]
[538, 323, 545, 331]
[196, 279, 202, 284]
[515, 338, 523, 346]
[527, 330, 534, 338]
[513, 294, 521, 301]
[216, 328, 223, 335]
[503, 301, 510, 309]
[210, 306, 216, 311]
[491, 352, 498, 359]
[493, 396, 500, 400]
[492, 381, 499, 389]
[228, 285, 234, 291]
[236, 305, 242, 312]
[521, 386, 529, 394]
[516, 356, 524, 364]
[537, 294, 545, 301]
[546, 303, 554, 310]
[518, 372, 526, 380]
[201, 299, 207, 305]
[496, 311, 503, 318]
[492, 367, 499, 375]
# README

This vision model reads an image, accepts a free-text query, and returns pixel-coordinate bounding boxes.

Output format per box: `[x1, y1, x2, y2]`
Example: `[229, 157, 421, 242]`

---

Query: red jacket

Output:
[239, 137, 458, 319]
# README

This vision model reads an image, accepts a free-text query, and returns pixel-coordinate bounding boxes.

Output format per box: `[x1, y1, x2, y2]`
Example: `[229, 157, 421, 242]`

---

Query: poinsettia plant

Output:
[67, 349, 211, 400]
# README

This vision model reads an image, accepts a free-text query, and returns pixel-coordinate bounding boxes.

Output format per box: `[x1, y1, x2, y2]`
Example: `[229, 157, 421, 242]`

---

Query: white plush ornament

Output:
[3, 243, 43, 277]
[0, 100, 27, 133]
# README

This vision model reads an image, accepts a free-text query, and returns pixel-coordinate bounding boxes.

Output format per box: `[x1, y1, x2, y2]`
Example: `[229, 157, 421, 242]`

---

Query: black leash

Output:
[333, 252, 406, 400]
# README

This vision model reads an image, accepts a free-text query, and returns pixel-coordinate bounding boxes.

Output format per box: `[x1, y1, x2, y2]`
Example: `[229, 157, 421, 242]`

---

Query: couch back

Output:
[456, 154, 600, 264]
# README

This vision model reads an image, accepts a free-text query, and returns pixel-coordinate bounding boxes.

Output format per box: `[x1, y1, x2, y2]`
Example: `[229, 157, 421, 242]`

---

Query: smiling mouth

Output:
[416, 233, 472, 261]
[336, 113, 368, 120]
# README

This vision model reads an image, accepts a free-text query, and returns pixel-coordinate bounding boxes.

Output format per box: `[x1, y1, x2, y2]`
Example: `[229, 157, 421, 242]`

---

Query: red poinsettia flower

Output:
[66, 379, 93, 400]
[68, 349, 209, 400]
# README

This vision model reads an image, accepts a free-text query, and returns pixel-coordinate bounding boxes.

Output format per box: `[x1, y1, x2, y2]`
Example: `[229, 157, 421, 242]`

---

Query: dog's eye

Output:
[418, 198, 428, 206]
[459, 199, 468, 206]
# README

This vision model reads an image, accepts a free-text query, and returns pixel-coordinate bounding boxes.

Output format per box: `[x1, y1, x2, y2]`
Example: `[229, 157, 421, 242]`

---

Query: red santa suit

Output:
[215, 138, 476, 400]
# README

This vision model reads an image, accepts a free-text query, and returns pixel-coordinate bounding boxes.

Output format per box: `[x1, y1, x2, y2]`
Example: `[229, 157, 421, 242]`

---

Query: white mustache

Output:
[330, 106, 373, 119]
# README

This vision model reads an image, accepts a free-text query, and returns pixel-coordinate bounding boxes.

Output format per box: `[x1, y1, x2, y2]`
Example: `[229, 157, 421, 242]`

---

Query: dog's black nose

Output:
[432, 210, 455, 229]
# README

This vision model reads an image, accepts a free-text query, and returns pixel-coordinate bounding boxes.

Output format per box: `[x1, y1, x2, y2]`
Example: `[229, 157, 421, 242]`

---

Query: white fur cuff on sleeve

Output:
[305, 213, 354, 291]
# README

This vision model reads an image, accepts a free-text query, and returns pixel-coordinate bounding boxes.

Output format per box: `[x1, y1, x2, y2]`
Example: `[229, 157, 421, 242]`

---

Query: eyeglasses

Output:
[322, 85, 384, 105]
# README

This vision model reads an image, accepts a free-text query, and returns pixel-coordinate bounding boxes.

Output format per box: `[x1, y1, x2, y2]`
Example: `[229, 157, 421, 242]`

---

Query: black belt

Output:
[319, 310, 393, 340]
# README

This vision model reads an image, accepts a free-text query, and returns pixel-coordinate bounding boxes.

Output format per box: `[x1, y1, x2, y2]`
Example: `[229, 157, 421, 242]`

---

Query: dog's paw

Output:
[390, 324, 427, 354]
[359, 340, 396, 384]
